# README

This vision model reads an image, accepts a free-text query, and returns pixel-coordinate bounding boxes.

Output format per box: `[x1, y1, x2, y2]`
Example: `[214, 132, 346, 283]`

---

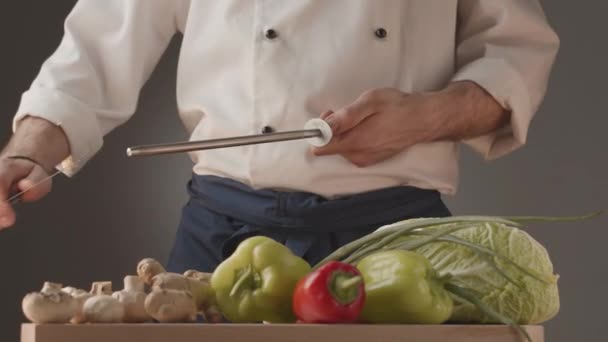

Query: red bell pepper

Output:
[292, 261, 365, 323]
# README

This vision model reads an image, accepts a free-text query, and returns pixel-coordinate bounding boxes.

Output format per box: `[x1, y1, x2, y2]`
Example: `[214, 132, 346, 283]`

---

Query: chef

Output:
[0, 1, 559, 272]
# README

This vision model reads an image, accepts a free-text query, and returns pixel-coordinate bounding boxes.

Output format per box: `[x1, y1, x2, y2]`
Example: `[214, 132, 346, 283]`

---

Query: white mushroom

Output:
[61, 286, 80, 295]
[22, 282, 79, 323]
[61, 286, 93, 324]
[82, 296, 124, 323]
[112, 276, 151, 323]
[144, 289, 198, 323]
[90, 281, 113, 295]
[83, 282, 125, 323]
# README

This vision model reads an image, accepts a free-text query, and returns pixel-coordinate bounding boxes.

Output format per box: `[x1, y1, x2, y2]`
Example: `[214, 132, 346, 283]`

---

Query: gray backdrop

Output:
[1, 1, 606, 341]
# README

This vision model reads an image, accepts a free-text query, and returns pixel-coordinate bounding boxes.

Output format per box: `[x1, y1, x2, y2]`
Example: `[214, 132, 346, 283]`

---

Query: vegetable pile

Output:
[22, 259, 222, 324]
[21, 212, 602, 341]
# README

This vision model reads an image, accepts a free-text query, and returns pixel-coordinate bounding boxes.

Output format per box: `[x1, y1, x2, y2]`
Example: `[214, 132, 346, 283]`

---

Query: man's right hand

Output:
[0, 116, 70, 230]
[0, 157, 53, 228]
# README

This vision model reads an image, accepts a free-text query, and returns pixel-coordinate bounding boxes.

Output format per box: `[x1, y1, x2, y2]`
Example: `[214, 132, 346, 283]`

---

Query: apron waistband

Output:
[187, 174, 444, 234]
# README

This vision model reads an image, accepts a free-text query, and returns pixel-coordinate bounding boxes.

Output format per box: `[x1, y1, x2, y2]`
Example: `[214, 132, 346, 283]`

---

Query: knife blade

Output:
[6, 169, 62, 205]
[126, 118, 333, 157]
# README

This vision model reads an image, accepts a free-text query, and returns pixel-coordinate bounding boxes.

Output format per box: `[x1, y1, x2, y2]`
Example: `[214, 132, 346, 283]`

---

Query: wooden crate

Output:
[21, 323, 543, 342]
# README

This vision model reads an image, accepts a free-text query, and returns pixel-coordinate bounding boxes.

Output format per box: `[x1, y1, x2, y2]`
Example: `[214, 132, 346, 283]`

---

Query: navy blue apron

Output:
[166, 174, 451, 273]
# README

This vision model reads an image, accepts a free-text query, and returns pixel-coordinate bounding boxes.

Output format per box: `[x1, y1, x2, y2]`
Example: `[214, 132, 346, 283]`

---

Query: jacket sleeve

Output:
[451, 0, 560, 159]
[13, 0, 180, 175]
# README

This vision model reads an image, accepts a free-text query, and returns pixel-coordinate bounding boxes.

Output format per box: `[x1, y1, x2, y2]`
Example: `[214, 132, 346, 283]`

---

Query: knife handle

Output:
[304, 119, 333, 147]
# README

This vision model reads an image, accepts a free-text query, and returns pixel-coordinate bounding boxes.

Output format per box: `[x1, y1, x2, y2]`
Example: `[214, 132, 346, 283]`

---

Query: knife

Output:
[6, 169, 62, 205]
[126, 118, 333, 157]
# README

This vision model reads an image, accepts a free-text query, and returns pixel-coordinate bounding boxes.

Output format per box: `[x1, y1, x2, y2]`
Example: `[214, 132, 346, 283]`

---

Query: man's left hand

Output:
[312, 88, 447, 167]
[312, 82, 509, 167]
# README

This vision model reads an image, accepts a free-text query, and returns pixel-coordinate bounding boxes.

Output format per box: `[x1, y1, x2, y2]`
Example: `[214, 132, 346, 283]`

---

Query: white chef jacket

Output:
[13, 0, 560, 198]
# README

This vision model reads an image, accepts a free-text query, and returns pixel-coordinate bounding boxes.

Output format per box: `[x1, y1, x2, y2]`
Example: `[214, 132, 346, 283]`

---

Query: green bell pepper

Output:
[210, 236, 311, 323]
[356, 250, 453, 324]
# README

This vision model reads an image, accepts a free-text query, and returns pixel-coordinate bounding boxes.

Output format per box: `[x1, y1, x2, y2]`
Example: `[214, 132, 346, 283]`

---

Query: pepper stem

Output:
[329, 273, 362, 305]
[229, 265, 254, 297]
[335, 276, 362, 291]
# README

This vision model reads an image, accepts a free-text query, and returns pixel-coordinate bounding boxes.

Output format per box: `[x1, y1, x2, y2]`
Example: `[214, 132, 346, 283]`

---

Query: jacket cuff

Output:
[451, 58, 534, 160]
[13, 87, 104, 176]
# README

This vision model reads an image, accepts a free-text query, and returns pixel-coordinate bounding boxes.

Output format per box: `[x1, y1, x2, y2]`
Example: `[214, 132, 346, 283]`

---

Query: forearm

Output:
[1, 116, 70, 171]
[425, 81, 509, 142]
